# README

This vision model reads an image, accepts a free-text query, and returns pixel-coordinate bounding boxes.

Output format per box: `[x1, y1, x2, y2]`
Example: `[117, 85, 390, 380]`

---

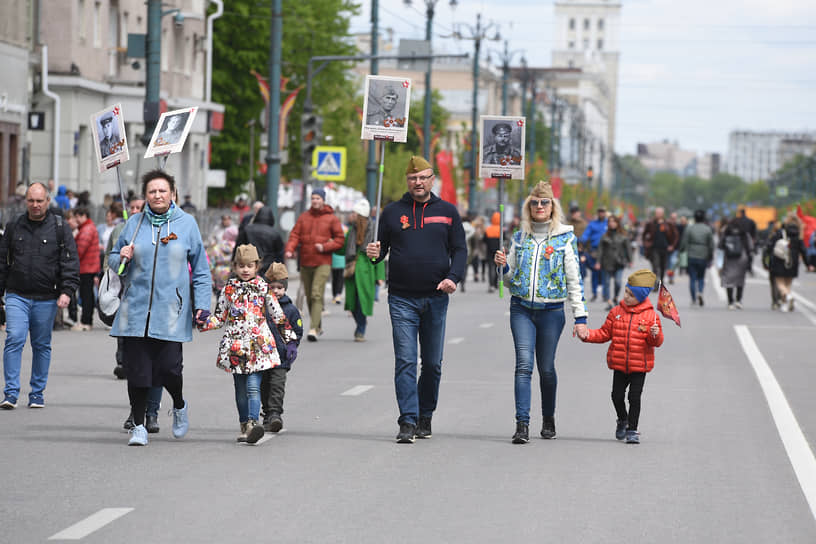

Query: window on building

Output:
[597, 39, 603, 50]
[583, 38, 589, 50]
[569, 18, 575, 30]
[93, 1, 101, 47]
[584, 18, 590, 30]
[78, 0, 86, 41]
[568, 41, 575, 49]
[598, 18, 604, 30]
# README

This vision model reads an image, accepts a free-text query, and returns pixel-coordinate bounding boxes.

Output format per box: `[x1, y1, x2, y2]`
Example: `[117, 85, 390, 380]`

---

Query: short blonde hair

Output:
[519, 181, 563, 236]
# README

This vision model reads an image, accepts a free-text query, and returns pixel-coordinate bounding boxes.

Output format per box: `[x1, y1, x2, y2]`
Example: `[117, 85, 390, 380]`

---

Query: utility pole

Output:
[265, 0, 282, 216]
[141, 0, 162, 147]
[454, 13, 499, 212]
[495, 40, 522, 116]
[365, 0, 379, 206]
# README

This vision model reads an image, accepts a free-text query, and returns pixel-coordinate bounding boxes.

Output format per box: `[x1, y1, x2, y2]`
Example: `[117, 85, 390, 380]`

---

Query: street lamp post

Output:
[405, 0, 457, 161]
[454, 13, 499, 212]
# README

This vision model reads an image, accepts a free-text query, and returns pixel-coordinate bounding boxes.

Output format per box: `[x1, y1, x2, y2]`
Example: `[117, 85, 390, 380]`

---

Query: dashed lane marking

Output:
[479, 322, 494, 329]
[448, 337, 465, 345]
[709, 267, 727, 302]
[735, 325, 816, 522]
[49, 508, 134, 540]
[341, 385, 374, 396]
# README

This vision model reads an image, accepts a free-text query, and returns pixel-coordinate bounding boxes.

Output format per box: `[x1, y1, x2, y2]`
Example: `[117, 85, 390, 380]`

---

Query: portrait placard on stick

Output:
[144, 107, 197, 158]
[361, 75, 411, 142]
[91, 104, 129, 173]
[479, 115, 526, 180]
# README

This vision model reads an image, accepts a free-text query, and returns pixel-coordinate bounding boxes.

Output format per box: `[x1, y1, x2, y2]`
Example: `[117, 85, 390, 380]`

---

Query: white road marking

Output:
[709, 267, 726, 302]
[479, 322, 494, 329]
[448, 337, 465, 345]
[341, 385, 374, 396]
[752, 268, 816, 325]
[49, 508, 134, 540]
[734, 325, 816, 522]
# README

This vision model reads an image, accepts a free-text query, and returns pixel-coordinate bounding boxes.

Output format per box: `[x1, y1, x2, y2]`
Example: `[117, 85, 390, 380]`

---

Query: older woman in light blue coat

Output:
[109, 169, 211, 446]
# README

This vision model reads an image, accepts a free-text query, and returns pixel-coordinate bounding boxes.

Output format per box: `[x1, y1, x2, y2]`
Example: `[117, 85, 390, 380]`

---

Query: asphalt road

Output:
[2, 261, 816, 543]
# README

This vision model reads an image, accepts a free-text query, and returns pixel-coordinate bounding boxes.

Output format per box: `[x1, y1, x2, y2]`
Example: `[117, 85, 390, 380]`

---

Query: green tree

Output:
[209, 0, 360, 204]
[404, 90, 452, 159]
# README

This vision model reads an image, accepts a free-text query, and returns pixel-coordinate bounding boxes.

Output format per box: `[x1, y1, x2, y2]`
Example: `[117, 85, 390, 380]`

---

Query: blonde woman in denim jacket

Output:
[494, 181, 588, 444]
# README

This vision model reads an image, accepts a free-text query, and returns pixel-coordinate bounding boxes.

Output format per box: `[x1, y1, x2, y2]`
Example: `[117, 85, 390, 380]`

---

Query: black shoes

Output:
[113, 364, 126, 380]
[540, 416, 556, 439]
[615, 419, 627, 441]
[396, 422, 416, 443]
[123, 413, 135, 430]
[512, 422, 529, 444]
[145, 415, 160, 434]
[263, 414, 283, 433]
[416, 417, 432, 439]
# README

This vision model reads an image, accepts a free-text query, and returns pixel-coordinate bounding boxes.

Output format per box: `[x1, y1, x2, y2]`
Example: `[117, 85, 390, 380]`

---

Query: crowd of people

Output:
[1, 160, 815, 447]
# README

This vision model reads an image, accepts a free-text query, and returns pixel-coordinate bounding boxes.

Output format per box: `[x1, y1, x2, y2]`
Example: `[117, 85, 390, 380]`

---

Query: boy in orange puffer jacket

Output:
[581, 269, 663, 444]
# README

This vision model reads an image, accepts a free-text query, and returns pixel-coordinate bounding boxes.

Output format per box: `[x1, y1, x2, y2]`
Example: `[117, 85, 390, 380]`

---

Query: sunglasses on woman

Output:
[530, 198, 552, 207]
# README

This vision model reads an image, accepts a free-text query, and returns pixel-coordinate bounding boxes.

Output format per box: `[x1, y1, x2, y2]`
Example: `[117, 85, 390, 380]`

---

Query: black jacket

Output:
[234, 206, 284, 276]
[0, 211, 80, 300]
[266, 294, 302, 369]
[374, 192, 467, 297]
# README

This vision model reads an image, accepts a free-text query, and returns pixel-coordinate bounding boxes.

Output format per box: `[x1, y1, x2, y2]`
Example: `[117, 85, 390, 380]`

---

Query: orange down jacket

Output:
[584, 298, 663, 373]
[284, 204, 345, 267]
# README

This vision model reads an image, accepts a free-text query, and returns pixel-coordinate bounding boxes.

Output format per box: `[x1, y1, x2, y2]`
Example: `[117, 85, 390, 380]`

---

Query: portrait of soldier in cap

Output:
[98, 114, 118, 158]
[483, 122, 522, 166]
[366, 84, 402, 127]
[155, 111, 189, 146]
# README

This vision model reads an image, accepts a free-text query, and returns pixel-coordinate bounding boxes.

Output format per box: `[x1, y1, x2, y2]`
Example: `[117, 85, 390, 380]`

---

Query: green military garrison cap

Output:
[234, 244, 260, 264]
[406, 155, 433, 175]
[627, 269, 657, 288]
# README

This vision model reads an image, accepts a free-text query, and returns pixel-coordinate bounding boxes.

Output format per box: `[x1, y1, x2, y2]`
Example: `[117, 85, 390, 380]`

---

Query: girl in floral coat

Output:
[199, 244, 296, 444]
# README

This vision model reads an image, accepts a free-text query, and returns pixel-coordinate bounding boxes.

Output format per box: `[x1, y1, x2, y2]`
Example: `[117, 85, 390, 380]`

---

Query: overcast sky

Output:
[349, 0, 816, 157]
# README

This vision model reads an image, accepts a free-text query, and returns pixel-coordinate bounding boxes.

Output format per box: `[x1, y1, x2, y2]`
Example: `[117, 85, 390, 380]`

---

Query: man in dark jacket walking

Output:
[0, 183, 80, 409]
[233, 205, 283, 277]
[366, 156, 468, 443]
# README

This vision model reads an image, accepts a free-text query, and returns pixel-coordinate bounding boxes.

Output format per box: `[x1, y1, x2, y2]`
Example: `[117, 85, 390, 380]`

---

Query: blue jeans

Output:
[510, 298, 565, 423]
[3, 294, 59, 403]
[687, 257, 707, 299]
[233, 372, 262, 423]
[388, 293, 449, 426]
[585, 251, 602, 297]
[601, 268, 624, 301]
[352, 298, 367, 337]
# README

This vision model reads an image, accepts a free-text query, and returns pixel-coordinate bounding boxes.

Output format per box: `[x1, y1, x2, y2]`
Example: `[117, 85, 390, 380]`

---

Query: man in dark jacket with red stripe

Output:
[366, 156, 467, 443]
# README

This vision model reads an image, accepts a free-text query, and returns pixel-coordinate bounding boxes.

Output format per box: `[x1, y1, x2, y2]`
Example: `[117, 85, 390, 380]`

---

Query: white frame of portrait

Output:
[144, 106, 198, 158]
[478, 115, 527, 181]
[360, 75, 411, 143]
[90, 103, 130, 173]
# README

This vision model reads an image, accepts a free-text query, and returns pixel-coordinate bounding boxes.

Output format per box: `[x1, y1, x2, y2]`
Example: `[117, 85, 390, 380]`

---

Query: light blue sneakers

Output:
[128, 424, 148, 446]
[625, 429, 640, 444]
[171, 401, 189, 439]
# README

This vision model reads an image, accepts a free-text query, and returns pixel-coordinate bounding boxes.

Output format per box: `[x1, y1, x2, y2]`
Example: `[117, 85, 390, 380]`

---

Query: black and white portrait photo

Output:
[479, 115, 526, 180]
[155, 111, 190, 147]
[90, 103, 130, 173]
[361, 75, 411, 143]
[145, 107, 197, 159]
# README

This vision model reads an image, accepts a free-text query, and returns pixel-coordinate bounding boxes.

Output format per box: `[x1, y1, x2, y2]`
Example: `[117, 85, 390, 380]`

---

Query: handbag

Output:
[773, 230, 790, 260]
[343, 260, 356, 279]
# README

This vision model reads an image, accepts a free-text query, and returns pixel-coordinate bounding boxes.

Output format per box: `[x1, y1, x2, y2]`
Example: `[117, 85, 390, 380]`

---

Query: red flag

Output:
[435, 150, 457, 206]
[585, 196, 595, 217]
[550, 175, 563, 199]
[796, 205, 816, 247]
[250, 70, 270, 105]
[657, 281, 681, 327]
[278, 86, 302, 151]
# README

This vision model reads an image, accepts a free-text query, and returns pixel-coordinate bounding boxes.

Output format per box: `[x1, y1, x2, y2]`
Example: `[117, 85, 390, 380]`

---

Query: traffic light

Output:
[586, 166, 594, 184]
[301, 113, 323, 160]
